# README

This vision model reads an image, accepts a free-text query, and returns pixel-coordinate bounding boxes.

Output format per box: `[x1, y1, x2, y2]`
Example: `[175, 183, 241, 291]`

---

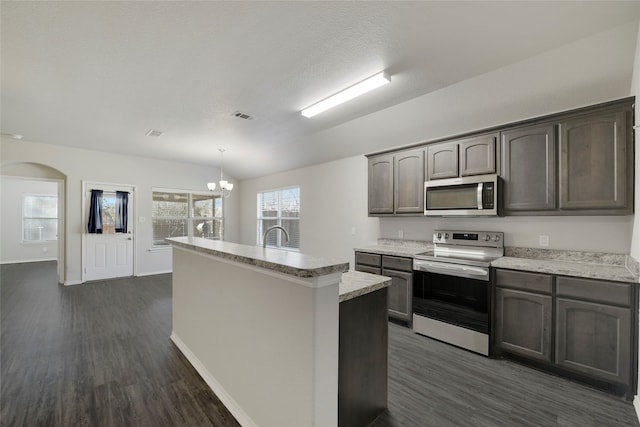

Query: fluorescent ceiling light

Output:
[301, 71, 390, 118]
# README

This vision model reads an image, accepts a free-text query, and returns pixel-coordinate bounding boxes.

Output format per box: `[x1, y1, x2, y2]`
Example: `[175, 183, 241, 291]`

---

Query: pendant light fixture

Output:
[208, 148, 234, 197]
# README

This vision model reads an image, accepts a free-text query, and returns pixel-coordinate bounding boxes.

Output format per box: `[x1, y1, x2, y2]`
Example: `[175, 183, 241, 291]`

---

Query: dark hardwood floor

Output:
[2, 261, 639, 426]
[1, 261, 239, 427]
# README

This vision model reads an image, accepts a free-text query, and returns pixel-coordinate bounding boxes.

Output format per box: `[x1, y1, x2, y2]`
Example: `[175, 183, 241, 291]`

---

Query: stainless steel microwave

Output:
[424, 174, 499, 216]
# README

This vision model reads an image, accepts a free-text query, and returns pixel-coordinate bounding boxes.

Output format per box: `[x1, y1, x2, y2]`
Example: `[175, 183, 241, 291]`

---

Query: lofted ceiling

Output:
[2, 1, 640, 180]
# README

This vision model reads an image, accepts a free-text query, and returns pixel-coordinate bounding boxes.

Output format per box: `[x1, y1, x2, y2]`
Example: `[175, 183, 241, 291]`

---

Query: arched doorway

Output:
[1, 162, 66, 284]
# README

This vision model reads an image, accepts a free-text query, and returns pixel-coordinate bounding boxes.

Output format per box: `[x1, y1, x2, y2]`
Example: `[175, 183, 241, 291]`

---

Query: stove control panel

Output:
[433, 230, 504, 248]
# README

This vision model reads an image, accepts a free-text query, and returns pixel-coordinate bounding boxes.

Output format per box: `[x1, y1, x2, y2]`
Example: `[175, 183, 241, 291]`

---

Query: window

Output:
[257, 187, 300, 250]
[152, 190, 223, 245]
[23, 194, 57, 242]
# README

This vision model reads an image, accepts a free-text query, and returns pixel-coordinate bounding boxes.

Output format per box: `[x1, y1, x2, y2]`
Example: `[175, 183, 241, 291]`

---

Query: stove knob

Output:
[494, 235, 501, 242]
[444, 233, 449, 239]
[437, 233, 442, 239]
[484, 234, 491, 242]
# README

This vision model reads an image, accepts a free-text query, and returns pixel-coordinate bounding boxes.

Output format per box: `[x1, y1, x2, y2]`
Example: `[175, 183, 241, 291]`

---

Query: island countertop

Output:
[167, 236, 349, 278]
[339, 270, 391, 303]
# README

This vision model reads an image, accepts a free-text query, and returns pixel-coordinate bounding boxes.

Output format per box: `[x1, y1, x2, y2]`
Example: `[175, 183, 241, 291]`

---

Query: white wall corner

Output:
[629, 19, 640, 261]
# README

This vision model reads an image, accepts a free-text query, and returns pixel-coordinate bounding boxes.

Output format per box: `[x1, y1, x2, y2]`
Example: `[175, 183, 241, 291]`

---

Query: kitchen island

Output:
[167, 237, 390, 427]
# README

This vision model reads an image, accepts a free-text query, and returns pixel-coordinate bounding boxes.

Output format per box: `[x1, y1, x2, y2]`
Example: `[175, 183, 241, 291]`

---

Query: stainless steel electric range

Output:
[412, 230, 504, 356]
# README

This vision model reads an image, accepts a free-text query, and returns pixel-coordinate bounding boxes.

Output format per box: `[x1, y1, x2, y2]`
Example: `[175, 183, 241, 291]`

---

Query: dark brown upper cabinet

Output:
[426, 141, 458, 180]
[427, 133, 497, 181]
[368, 147, 424, 215]
[459, 133, 497, 177]
[501, 124, 557, 212]
[559, 109, 629, 211]
[394, 148, 425, 214]
[368, 153, 394, 214]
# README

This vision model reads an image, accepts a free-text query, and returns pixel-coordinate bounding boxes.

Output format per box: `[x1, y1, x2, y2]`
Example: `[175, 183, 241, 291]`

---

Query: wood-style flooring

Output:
[2, 261, 639, 426]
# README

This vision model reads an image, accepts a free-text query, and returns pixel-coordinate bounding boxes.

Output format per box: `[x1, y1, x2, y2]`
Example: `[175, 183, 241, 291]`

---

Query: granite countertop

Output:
[167, 236, 349, 278]
[355, 239, 639, 284]
[492, 247, 639, 283]
[339, 270, 392, 303]
[354, 238, 433, 257]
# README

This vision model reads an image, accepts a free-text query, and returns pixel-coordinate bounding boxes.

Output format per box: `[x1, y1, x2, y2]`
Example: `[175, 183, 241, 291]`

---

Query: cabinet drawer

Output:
[382, 255, 413, 272]
[355, 252, 381, 267]
[495, 269, 553, 294]
[556, 277, 631, 307]
[355, 265, 382, 275]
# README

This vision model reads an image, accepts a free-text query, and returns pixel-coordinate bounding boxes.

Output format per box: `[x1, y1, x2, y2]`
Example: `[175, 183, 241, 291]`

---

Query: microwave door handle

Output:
[477, 183, 484, 210]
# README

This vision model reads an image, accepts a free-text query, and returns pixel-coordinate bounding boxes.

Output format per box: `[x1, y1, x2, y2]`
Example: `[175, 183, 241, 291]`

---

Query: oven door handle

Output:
[414, 261, 489, 278]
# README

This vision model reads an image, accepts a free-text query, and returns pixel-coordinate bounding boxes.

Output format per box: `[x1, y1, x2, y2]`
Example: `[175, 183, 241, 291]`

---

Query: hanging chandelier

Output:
[207, 148, 234, 197]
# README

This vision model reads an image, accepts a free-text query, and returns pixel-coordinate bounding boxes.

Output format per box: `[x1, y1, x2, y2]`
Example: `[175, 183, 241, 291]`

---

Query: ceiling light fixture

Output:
[1, 133, 24, 140]
[301, 71, 391, 118]
[207, 148, 234, 197]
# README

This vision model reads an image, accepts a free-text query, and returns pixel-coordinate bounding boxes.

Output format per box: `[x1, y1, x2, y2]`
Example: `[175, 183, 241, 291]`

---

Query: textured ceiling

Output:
[2, 1, 640, 179]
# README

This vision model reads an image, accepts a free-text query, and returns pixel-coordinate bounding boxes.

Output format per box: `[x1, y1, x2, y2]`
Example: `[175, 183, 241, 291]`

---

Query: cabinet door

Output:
[368, 154, 394, 214]
[559, 110, 628, 210]
[394, 148, 425, 213]
[501, 124, 556, 211]
[495, 287, 552, 363]
[427, 141, 459, 180]
[459, 133, 497, 177]
[556, 298, 630, 385]
[382, 268, 412, 322]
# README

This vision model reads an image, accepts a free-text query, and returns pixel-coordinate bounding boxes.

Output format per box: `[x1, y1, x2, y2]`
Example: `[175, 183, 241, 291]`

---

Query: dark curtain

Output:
[115, 191, 129, 233]
[87, 190, 103, 234]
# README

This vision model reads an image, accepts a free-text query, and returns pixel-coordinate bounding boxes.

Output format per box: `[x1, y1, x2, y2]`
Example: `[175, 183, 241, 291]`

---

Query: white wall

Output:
[239, 21, 638, 265]
[1, 138, 239, 284]
[1, 177, 58, 263]
[239, 156, 378, 267]
[629, 22, 640, 262]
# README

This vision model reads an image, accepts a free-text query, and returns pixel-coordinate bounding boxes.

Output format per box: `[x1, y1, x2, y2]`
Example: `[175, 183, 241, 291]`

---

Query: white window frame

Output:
[152, 189, 224, 246]
[257, 186, 300, 251]
[22, 193, 58, 243]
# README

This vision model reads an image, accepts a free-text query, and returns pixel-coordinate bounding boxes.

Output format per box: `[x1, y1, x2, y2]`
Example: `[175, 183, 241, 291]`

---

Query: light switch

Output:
[351, 226, 356, 236]
[398, 229, 404, 239]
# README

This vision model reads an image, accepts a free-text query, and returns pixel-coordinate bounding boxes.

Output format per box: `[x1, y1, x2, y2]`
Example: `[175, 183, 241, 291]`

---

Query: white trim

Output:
[170, 332, 256, 427]
[64, 280, 83, 286]
[634, 396, 640, 423]
[136, 270, 172, 277]
[171, 245, 343, 288]
[1, 258, 57, 265]
[147, 246, 172, 252]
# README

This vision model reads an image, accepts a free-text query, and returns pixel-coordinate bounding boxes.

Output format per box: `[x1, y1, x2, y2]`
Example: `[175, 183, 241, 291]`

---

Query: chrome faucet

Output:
[262, 225, 290, 248]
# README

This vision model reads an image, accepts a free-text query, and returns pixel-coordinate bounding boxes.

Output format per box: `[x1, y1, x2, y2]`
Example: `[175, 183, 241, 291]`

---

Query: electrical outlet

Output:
[398, 229, 404, 239]
[139, 216, 146, 223]
[539, 235, 550, 247]
[351, 226, 356, 236]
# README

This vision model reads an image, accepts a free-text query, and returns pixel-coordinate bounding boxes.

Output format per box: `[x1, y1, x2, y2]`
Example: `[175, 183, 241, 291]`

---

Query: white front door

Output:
[84, 184, 134, 281]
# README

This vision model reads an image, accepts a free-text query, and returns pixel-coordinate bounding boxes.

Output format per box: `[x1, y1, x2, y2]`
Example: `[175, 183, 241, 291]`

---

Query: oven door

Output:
[413, 266, 489, 335]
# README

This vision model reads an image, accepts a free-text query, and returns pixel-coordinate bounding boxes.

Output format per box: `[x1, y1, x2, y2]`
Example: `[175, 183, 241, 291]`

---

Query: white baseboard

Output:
[170, 332, 256, 427]
[634, 395, 640, 423]
[64, 280, 83, 286]
[1, 258, 57, 265]
[136, 270, 172, 277]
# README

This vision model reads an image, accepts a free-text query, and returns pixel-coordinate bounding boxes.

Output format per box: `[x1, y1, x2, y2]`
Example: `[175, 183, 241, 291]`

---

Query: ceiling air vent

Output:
[233, 111, 254, 120]
[145, 129, 163, 137]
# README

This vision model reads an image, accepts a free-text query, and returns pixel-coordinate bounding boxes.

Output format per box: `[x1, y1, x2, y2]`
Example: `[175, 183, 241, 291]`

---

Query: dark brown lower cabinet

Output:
[355, 251, 413, 324]
[495, 287, 552, 363]
[382, 268, 412, 323]
[493, 268, 636, 399]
